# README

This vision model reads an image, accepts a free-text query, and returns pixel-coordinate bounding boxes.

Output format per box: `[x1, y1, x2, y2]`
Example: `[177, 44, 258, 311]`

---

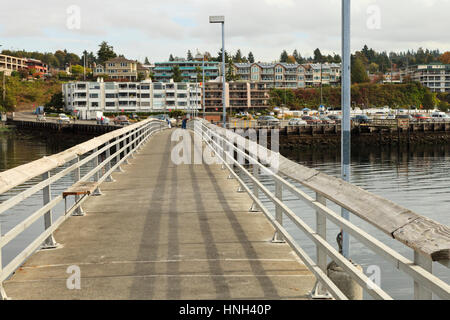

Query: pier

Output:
[0, 118, 449, 300]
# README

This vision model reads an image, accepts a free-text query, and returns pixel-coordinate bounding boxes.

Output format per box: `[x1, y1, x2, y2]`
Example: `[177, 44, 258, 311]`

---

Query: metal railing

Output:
[191, 119, 450, 300]
[0, 118, 167, 299]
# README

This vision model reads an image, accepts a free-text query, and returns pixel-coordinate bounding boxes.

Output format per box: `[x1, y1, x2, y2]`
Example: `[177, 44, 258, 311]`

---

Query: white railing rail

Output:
[191, 119, 450, 300]
[0, 119, 168, 299]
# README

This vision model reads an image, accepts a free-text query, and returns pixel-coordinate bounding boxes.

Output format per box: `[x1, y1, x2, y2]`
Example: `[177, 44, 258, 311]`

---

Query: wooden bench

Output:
[63, 181, 99, 216]
[63, 181, 99, 198]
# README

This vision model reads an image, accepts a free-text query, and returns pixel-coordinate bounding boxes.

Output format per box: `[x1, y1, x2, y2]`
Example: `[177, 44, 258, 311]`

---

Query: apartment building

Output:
[0, 54, 27, 76]
[153, 60, 220, 83]
[232, 62, 341, 89]
[27, 59, 49, 77]
[204, 81, 270, 112]
[400, 64, 450, 93]
[62, 80, 201, 120]
[93, 57, 139, 81]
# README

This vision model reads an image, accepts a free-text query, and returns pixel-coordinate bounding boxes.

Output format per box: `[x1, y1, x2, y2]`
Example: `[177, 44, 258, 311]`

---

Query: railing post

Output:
[272, 179, 285, 243]
[0, 222, 7, 300]
[414, 252, 433, 300]
[92, 147, 102, 196]
[72, 156, 85, 216]
[250, 164, 260, 212]
[105, 141, 115, 182]
[116, 136, 124, 172]
[311, 193, 332, 299]
[41, 171, 58, 249]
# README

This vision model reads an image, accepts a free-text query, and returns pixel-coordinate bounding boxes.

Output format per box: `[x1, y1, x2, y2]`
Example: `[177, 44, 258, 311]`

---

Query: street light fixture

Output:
[209, 15, 226, 128]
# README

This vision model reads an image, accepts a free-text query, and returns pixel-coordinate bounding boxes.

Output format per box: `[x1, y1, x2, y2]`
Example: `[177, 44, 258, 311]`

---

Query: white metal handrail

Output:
[0, 119, 167, 299]
[192, 119, 450, 300]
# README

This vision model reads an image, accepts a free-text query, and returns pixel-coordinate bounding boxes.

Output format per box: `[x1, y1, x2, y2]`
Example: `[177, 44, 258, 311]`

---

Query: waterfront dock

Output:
[0, 119, 448, 300]
[2, 129, 315, 300]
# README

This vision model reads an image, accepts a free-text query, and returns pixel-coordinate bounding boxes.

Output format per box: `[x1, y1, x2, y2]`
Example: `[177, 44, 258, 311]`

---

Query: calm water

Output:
[1, 130, 449, 299]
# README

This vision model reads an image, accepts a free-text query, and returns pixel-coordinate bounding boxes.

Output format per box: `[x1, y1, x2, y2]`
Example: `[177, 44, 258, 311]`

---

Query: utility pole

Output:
[341, 0, 351, 259]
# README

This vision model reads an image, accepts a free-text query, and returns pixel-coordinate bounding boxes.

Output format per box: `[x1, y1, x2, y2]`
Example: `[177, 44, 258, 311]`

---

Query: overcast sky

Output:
[1, 0, 449, 63]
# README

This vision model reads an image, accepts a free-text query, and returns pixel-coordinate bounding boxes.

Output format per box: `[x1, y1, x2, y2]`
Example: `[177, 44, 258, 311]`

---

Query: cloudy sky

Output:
[0, 0, 449, 63]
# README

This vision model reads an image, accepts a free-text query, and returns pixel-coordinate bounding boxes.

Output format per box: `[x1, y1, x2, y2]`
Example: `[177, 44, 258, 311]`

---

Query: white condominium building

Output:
[62, 80, 202, 120]
[401, 64, 450, 93]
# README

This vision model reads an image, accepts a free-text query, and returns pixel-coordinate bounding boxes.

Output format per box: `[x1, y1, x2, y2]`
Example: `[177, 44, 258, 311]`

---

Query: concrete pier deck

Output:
[3, 129, 315, 300]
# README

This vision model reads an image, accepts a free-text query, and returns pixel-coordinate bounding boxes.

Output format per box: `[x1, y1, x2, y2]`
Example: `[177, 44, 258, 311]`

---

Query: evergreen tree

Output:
[234, 49, 243, 63]
[313, 48, 323, 63]
[97, 41, 117, 66]
[169, 54, 175, 61]
[280, 50, 289, 63]
[187, 50, 193, 61]
[248, 52, 255, 63]
[144, 57, 150, 64]
[172, 65, 183, 82]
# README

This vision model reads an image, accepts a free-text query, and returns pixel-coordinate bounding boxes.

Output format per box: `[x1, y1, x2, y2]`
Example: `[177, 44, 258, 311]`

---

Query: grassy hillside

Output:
[0, 76, 63, 111]
[270, 82, 446, 110]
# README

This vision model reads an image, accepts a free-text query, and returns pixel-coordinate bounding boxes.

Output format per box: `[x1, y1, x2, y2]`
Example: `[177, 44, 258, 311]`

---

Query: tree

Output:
[368, 62, 379, 73]
[287, 55, 296, 64]
[169, 54, 175, 61]
[234, 49, 243, 63]
[45, 92, 64, 113]
[187, 50, 193, 61]
[440, 52, 450, 64]
[313, 48, 324, 63]
[172, 65, 183, 82]
[71, 65, 84, 75]
[97, 41, 117, 66]
[280, 50, 288, 63]
[351, 57, 369, 84]
[195, 66, 202, 82]
[422, 91, 435, 109]
[248, 52, 255, 63]
[144, 57, 150, 64]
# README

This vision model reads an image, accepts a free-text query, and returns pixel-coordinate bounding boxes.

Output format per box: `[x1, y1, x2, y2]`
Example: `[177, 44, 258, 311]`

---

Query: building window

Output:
[91, 102, 99, 107]
[89, 93, 99, 98]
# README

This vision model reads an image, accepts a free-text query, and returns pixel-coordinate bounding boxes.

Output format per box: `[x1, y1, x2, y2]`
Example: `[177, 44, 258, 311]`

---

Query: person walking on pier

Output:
[181, 117, 187, 129]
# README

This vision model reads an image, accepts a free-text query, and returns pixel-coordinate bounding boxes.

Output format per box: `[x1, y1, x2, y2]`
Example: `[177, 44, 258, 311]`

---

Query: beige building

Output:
[94, 57, 138, 81]
[0, 54, 27, 76]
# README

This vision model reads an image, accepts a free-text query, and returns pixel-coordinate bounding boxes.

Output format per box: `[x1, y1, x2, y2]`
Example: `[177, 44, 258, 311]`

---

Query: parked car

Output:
[288, 118, 307, 126]
[319, 116, 336, 124]
[412, 114, 431, 122]
[386, 114, 396, 120]
[353, 115, 372, 124]
[257, 116, 280, 127]
[431, 112, 450, 122]
[114, 115, 130, 126]
[97, 117, 110, 125]
[396, 114, 415, 121]
[328, 115, 342, 124]
[301, 116, 321, 125]
[58, 114, 71, 124]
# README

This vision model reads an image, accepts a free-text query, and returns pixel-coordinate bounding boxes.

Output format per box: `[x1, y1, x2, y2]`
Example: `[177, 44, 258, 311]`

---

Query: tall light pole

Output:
[209, 15, 226, 128]
[341, 0, 351, 259]
[202, 55, 206, 118]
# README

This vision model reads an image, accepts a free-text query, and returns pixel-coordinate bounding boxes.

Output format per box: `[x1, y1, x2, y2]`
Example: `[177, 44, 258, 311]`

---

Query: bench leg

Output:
[0, 283, 9, 300]
[92, 187, 102, 196]
[72, 195, 86, 216]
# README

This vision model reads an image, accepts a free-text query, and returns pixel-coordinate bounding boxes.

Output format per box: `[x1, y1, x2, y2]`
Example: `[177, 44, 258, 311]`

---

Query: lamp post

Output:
[202, 55, 206, 118]
[341, 0, 351, 259]
[209, 15, 226, 128]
